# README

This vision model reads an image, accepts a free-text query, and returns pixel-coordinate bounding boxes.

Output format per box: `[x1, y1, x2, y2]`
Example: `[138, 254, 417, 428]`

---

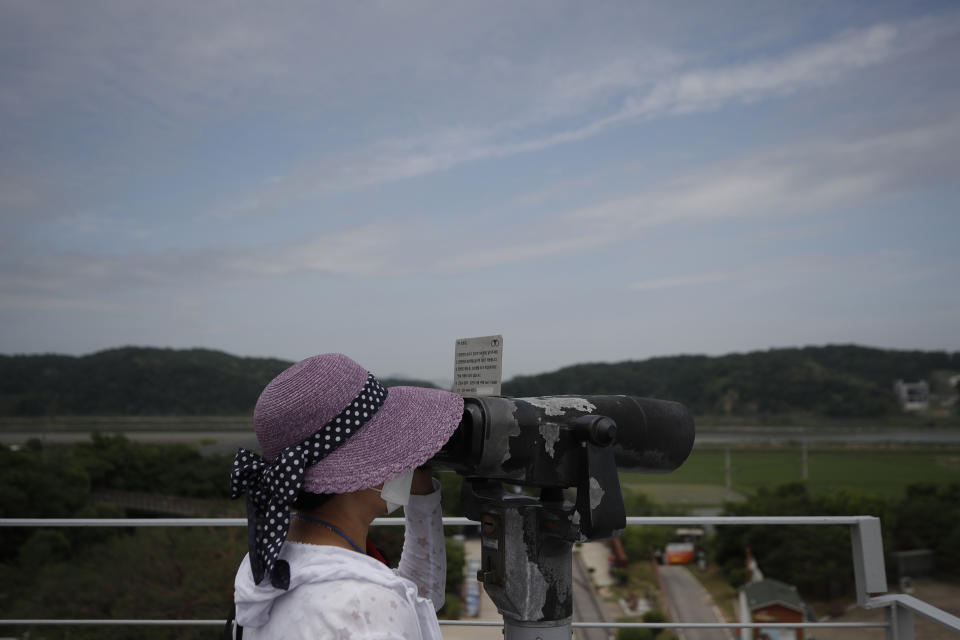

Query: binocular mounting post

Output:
[461, 415, 626, 639]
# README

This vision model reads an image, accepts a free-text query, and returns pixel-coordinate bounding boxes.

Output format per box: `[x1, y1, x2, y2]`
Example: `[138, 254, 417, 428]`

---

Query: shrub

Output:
[18, 530, 72, 567]
[616, 628, 654, 640]
[642, 609, 667, 624]
[439, 593, 462, 620]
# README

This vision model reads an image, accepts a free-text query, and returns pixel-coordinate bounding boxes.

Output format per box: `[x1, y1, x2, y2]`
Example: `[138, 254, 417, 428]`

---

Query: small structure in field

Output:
[738, 578, 807, 640]
[893, 379, 930, 411]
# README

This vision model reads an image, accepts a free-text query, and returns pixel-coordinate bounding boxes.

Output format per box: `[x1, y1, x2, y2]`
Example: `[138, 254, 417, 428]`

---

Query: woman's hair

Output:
[291, 490, 334, 511]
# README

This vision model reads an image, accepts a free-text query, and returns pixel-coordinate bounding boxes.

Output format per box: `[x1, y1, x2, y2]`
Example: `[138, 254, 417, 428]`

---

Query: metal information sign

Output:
[453, 335, 503, 396]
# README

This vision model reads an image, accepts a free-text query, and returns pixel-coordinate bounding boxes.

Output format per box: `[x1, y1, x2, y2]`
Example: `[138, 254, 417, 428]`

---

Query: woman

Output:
[230, 353, 463, 639]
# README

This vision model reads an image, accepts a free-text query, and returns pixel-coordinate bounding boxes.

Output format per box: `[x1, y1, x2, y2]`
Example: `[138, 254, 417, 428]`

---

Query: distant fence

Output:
[89, 490, 223, 516]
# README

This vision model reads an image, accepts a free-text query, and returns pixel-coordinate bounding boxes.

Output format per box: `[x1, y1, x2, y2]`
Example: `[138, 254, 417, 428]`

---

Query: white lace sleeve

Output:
[395, 477, 446, 611]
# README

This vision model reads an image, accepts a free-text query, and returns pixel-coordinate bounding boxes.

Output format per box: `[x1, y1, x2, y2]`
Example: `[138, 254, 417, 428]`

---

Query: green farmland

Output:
[621, 445, 960, 505]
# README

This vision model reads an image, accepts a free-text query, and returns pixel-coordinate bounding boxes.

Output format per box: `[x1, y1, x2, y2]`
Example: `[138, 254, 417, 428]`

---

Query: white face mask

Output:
[377, 469, 414, 514]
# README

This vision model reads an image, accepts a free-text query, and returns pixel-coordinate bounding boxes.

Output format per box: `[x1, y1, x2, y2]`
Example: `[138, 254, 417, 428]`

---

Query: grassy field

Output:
[622, 444, 960, 504]
[695, 412, 960, 428]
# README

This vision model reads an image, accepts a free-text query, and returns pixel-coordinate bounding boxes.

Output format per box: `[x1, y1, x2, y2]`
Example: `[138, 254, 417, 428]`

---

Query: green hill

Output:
[1, 344, 956, 418]
[502, 345, 959, 418]
[0, 347, 291, 415]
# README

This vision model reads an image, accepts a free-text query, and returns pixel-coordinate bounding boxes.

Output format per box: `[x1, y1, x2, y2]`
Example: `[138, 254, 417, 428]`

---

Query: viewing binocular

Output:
[429, 394, 695, 486]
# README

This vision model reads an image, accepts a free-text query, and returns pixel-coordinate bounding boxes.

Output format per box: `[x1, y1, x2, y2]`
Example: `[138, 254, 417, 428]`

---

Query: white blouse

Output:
[234, 481, 447, 639]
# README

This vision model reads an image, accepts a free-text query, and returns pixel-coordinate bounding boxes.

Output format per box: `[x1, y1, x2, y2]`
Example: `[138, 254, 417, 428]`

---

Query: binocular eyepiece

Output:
[428, 394, 695, 487]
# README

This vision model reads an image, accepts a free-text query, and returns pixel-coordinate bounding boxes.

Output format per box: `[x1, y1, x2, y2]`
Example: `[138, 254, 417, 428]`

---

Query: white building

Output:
[893, 379, 929, 411]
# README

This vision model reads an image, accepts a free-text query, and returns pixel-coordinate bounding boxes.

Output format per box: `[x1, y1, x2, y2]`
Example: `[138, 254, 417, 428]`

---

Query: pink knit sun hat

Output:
[253, 353, 464, 494]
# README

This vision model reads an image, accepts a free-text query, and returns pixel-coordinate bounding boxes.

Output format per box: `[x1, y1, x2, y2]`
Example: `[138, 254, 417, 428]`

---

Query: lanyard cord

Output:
[291, 513, 363, 553]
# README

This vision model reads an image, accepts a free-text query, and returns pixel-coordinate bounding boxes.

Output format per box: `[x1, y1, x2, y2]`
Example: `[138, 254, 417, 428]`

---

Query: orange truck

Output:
[665, 542, 695, 564]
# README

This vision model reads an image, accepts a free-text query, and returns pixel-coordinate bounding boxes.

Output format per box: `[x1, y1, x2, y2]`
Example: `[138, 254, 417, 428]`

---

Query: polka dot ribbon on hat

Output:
[230, 373, 387, 589]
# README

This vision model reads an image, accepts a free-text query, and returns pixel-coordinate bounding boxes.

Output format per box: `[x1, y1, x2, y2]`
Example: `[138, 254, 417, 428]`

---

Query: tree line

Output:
[3, 436, 956, 637]
[711, 482, 960, 598]
[610, 482, 959, 609]
[0, 346, 437, 416]
[503, 344, 959, 418]
[0, 436, 467, 638]
[1, 344, 958, 418]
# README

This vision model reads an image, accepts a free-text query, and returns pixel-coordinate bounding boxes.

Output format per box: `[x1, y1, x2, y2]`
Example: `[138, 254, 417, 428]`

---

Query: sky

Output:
[1, 1, 959, 384]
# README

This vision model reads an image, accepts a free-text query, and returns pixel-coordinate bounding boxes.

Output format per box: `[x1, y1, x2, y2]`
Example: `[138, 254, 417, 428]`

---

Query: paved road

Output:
[658, 565, 733, 640]
[572, 552, 613, 640]
[444, 540, 615, 640]
[443, 538, 503, 640]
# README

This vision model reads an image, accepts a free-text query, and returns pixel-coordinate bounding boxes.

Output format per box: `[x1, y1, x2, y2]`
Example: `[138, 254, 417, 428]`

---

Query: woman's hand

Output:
[410, 468, 435, 495]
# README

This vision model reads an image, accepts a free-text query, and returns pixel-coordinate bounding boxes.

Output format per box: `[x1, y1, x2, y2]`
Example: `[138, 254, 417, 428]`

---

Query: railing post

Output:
[850, 517, 887, 606]
[886, 602, 915, 640]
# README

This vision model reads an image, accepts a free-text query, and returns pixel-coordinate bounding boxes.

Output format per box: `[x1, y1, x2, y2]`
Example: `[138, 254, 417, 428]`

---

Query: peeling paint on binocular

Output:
[428, 395, 696, 485]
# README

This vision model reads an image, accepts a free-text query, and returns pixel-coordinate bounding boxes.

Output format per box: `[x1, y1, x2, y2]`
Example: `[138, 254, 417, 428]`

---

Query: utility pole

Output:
[725, 447, 732, 498]
[801, 439, 809, 481]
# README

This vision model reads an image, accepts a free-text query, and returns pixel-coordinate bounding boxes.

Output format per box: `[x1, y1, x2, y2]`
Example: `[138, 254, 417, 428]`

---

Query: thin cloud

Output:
[628, 24, 897, 117]
[201, 13, 958, 220]
[5, 6, 956, 227]
[223, 223, 406, 278]
[629, 272, 735, 291]
[424, 116, 960, 276]
[0, 293, 132, 313]
[0, 221, 424, 308]
[568, 116, 960, 229]
[4, 114, 955, 310]
[627, 250, 916, 294]
[433, 233, 614, 272]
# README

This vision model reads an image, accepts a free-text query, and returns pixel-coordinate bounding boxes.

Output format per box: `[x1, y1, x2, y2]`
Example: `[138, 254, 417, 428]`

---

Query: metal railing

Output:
[2, 515, 959, 639]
